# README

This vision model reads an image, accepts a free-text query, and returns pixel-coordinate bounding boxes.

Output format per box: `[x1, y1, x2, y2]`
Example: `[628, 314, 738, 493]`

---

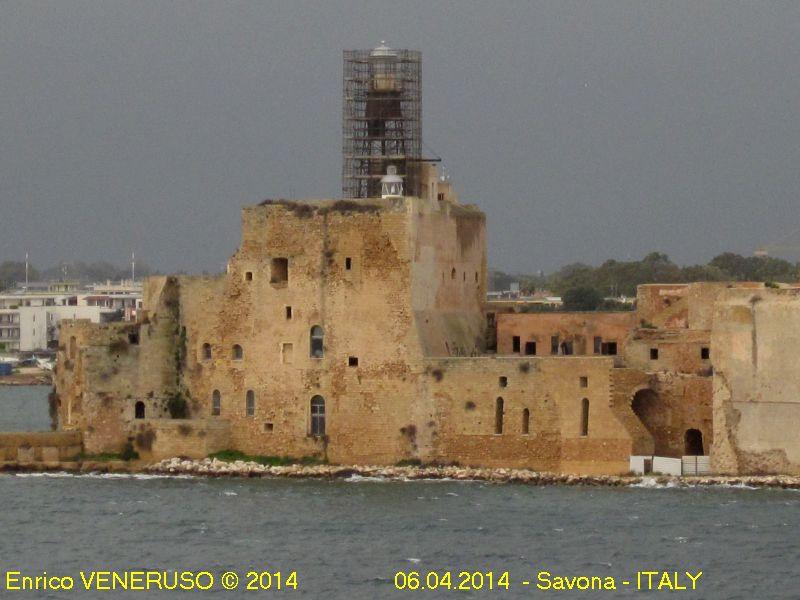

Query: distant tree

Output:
[0, 261, 40, 291]
[562, 286, 602, 311]
[709, 252, 798, 282]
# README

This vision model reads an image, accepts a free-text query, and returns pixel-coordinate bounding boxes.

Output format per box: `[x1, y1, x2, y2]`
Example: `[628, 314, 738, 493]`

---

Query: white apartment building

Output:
[0, 281, 142, 352]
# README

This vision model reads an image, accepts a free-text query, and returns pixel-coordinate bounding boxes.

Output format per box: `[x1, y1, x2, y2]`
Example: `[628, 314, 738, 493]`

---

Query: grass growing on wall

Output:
[208, 450, 324, 466]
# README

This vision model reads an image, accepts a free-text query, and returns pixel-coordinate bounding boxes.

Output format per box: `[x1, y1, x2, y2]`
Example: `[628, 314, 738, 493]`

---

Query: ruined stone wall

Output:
[132, 419, 231, 462]
[0, 431, 82, 463]
[175, 199, 451, 465]
[624, 328, 712, 375]
[54, 277, 183, 454]
[410, 200, 487, 357]
[712, 288, 800, 474]
[496, 312, 637, 357]
[426, 356, 637, 474]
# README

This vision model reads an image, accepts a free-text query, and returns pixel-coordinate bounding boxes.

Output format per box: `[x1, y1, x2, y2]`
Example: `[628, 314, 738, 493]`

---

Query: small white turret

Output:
[380, 166, 403, 199]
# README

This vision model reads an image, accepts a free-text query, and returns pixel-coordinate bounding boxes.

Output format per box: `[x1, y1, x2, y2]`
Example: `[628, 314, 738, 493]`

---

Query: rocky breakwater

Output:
[146, 458, 800, 489]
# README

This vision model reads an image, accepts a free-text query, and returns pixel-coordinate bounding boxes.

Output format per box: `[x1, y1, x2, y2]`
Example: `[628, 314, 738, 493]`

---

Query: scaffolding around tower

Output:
[342, 45, 422, 199]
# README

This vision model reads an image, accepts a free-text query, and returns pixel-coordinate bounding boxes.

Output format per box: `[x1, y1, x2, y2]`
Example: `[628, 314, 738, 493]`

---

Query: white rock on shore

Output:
[143, 457, 800, 489]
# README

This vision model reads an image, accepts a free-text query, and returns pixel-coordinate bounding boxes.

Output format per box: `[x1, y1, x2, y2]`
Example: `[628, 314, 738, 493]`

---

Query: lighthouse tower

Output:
[342, 43, 422, 199]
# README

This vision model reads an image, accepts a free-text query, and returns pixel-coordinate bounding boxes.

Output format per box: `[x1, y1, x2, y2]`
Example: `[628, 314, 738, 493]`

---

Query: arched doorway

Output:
[685, 429, 704, 456]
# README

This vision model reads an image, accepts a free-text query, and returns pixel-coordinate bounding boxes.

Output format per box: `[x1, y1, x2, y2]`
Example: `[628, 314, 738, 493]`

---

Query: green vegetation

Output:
[121, 441, 140, 461]
[491, 251, 800, 300]
[562, 286, 602, 311]
[166, 392, 189, 419]
[208, 450, 325, 466]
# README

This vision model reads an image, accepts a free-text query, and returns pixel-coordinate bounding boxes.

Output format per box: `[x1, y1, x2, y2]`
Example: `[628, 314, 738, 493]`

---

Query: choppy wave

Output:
[13, 471, 196, 480]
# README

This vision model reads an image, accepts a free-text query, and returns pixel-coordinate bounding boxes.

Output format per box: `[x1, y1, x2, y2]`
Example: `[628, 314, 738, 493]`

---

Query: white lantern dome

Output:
[380, 166, 404, 199]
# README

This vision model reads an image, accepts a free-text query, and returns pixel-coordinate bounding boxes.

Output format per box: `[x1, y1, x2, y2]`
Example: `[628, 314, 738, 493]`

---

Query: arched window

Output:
[245, 390, 255, 417]
[212, 390, 221, 416]
[202, 343, 211, 360]
[521, 408, 530, 435]
[495, 397, 504, 434]
[232, 344, 243, 360]
[580, 398, 589, 437]
[310, 326, 324, 358]
[310, 395, 325, 436]
[135, 401, 145, 419]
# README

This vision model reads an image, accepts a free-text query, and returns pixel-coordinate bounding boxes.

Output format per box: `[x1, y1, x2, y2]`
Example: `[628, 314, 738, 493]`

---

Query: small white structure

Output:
[630, 455, 709, 476]
[380, 165, 404, 199]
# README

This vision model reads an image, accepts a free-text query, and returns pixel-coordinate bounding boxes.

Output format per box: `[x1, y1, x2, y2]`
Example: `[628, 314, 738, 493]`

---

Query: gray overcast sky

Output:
[2, 1, 800, 274]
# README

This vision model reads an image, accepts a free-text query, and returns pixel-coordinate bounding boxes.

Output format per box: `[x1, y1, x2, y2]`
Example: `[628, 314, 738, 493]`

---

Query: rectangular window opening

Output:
[512, 336, 521, 353]
[601, 342, 618, 356]
[551, 335, 560, 355]
[701, 347, 710, 360]
[345, 257, 352, 270]
[264, 422, 274, 432]
[499, 376, 508, 388]
[580, 376, 588, 388]
[650, 348, 659, 360]
[524, 341, 536, 356]
[270, 258, 289, 284]
[245, 271, 253, 281]
[348, 356, 359, 367]
[285, 306, 292, 319]
[593, 336, 602, 354]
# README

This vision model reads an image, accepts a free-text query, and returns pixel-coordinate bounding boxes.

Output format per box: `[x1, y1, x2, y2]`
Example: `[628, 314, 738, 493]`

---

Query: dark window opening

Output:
[128, 332, 139, 345]
[270, 258, 289, 283]
[437, 192, 445, 201]
[701, 347, 710, 360]
[310, 326, 324, 358]
[134, 401, 145, 419]
[593, 336, 602, 354]
[601, 342, 618, 356]
[512, 336, 521, 353]
[246, 390, 255, 417]
[475, 272, 478, 282]
[560, 341, 573, 356]
[580, 376, 588, 388]
[580, 398, 589, 437]
[245, 271, 253, 281]
[685, 429, 704, 455]
[202, 343, 211, 360]
[233, 344, 243, 360]
[348, 356, 359, 367]
[345, 257, 352, 270]
[524, 341, 536, 356]
[499, 376, 508, 388]
[650, 348, 659, 360]
[451, 268, 456, 280]
[310, 396, 325, 436]
[522, 408, 530, 435]
[285, 306, 292, 319]
[264, 422, 274, 432]
[495, 397, 504, 434]
[551, 336, 560, 355]
[212, 390, 221, 416]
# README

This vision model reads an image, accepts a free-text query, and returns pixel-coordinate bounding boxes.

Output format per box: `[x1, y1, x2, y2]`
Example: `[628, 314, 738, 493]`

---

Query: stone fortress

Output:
[53, 45, 800, 476]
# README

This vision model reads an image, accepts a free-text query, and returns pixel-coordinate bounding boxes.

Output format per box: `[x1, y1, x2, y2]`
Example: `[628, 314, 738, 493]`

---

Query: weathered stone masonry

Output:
[53, 176, 800, 475]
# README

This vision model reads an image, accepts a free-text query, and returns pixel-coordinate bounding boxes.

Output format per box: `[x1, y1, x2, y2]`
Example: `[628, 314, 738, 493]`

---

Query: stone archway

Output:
[684, 429, 704, 456]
